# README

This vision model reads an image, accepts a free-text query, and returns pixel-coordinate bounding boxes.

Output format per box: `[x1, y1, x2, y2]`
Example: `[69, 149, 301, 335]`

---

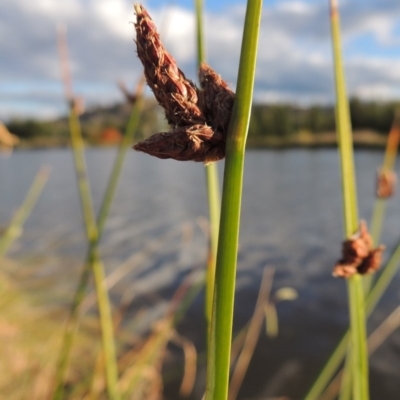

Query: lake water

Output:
[1, 148, 400, 399]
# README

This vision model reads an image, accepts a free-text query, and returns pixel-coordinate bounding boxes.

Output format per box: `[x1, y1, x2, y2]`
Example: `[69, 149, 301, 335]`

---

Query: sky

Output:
[1, 0, 400, 120]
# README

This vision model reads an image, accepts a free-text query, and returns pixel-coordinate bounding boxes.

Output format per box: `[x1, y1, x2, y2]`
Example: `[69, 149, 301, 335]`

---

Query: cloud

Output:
[1, 0, 400, 119]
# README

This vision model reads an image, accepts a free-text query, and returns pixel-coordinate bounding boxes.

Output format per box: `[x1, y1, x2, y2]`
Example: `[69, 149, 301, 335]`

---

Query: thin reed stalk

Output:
[306, 2, 370, 399]
[66, 109, 120, 400]
[194, 0, 221, 334]
[54, 28, 120, 400]
[306, 10, 400, 400]
[205, 1, 262, 399]
[329, 0, 369, 399]
[53, 97, 143, 399]
[0, 166, 50, 257]
[365, 113, 400, 293]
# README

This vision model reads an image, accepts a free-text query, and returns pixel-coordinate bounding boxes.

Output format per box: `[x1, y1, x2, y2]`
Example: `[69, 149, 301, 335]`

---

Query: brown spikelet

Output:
[332, 220, 385, 278]
[69, 96, 85, 115]
[132, 4, 235, 163]
[134, 4, 205, 127]
[134, 125, 225, 163]
[199, 62, 235, 134]
[376, 169, 397, 198]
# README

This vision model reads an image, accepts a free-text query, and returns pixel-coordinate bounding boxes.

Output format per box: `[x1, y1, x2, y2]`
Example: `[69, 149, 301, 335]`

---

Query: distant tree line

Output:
[4, 97, 400, 145]
[249, 98, 400, 138]
[5, 100, 163, 145]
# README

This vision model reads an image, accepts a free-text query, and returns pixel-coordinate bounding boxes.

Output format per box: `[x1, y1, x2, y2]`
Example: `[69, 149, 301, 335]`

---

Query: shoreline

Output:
[13, 129, 388, 150]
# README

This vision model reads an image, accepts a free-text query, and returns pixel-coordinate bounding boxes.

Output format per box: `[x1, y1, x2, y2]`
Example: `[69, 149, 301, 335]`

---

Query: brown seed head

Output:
[332, 264, 358, 279]
[357, 245, 385, 274]
[376, 169, 397, 198]
[199, 62, 235, 134]
[133, 124, 225, 163]
[332, 220, 385, 278]
[134, 4, 205, 127]
[132, 5, 234, 163]
[69, 96, 84, 115]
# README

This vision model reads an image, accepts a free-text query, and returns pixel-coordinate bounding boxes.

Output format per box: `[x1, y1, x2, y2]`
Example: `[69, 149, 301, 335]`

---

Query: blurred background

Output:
[1, 0, 400, 399]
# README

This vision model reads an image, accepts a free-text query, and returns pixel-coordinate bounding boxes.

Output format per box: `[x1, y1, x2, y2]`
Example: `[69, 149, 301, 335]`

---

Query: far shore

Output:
[13, 129, 388, 150]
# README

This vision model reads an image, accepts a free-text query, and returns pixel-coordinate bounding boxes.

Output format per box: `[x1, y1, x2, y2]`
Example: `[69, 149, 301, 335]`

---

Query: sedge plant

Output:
[305, 232, 400, 399]
[305, 4, 400, 399]
[305, 121, 400, 400]
[306, 1, 370, 399]
[363, 114, 400, 294]
[325, 0, 369, 398]
[204, 0, 262, 399]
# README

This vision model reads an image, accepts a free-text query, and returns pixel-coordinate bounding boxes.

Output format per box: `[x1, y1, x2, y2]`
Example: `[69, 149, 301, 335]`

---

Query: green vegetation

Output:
[5, 100, 162, 147]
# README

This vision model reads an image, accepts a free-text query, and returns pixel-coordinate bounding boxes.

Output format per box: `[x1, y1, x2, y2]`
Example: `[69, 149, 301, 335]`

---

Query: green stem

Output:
[330, 1, 369, 399]
[195, 0, 206, 65]
[53, 100, 143, 400]
[366, 240, 400, 314]
[54, 110, 120, 400]
[205, 1, 262, 399]
[338, 351, 352, 400]
[369, 199, 386, 247]
[365, 118, 400, 293]
[194, 0, 221, 337]
[204, 166, 220, 324]
[0, 166, 50, 257]
[97, 98, 144, 233]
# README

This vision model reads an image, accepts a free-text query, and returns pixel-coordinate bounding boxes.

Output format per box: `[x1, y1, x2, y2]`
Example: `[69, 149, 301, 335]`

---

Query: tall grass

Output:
[55, 27, 121, 400]
[53, 97, 144, 399]
[205, 0, 262, 399]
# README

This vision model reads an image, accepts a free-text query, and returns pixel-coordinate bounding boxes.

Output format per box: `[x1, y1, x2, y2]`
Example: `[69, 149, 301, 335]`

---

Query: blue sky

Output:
[1, 0, 400, 120]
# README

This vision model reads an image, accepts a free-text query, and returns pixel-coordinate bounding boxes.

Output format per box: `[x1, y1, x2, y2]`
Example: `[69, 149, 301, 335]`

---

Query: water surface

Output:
[1, 148, 400, 399]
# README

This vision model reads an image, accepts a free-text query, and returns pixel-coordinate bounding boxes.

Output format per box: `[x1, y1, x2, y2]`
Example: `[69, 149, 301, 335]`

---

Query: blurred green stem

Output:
[305, 2, 370, 399]
[0, 166, 50, 257]
[53, 109, 121, 400]
[194, 0, 221, 338]
[330, 0, 369, 399]
[366, 117, 400, 293]
[53, 99, 143, 399]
